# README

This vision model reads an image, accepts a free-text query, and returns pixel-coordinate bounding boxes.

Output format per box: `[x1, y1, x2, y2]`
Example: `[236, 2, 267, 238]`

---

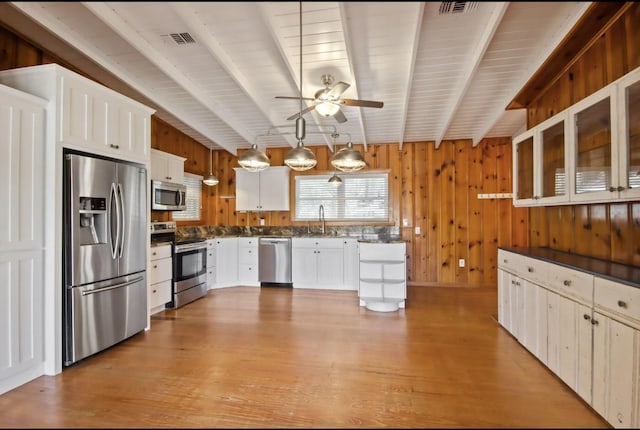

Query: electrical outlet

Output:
[259, 218, 265, 226]
[458, 258, 465, 267]
[414, 226, 421, 235]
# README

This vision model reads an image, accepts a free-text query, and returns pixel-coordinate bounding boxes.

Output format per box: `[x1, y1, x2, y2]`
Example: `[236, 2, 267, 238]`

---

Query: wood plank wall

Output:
[524, 2, 640, 267]
[151, 116, 525, 287]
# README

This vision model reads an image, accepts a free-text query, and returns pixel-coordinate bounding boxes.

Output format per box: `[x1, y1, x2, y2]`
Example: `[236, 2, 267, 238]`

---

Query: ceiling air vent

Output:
[169, 32, 195, 45]
[439, 1, 478, 15]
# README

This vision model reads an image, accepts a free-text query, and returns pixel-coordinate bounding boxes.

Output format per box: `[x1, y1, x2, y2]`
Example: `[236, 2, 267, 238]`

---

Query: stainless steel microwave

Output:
[151, 180, 187, 211]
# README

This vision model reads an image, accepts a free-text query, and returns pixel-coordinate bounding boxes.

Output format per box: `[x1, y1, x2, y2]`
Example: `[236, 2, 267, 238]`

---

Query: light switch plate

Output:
[415, 226, 421, 235]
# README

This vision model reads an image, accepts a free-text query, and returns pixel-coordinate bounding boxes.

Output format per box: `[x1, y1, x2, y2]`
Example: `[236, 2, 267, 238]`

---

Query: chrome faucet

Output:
[319, 204, 325, 235]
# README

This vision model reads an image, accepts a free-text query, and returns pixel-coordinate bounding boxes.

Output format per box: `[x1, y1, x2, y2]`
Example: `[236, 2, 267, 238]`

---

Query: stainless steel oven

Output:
[170, 239, 207, 308]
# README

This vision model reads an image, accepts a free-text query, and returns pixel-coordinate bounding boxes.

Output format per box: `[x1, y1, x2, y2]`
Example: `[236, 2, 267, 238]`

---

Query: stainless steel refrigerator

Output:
[63, 151, 147, 366]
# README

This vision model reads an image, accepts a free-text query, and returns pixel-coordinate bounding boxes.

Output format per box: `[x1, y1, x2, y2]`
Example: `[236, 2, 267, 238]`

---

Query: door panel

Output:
[116, 162, 147, 276]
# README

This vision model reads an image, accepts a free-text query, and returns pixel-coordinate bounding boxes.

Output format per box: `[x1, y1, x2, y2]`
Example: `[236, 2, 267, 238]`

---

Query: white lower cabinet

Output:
[358, 242, 407, 312]
[237, 238, 258, 286]
[292, 238, 344, 289]
[342, 238, 359, 290]
[498, 248, 640, 428]
[591, 276, 640, 428]
[206, 239, 216, 290]
[148, 244, 172, 313]
[214, 237, 238, 288]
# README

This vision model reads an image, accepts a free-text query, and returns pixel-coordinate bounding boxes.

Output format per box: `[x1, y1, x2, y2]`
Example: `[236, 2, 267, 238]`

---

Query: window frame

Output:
[293, 169, 391, 223]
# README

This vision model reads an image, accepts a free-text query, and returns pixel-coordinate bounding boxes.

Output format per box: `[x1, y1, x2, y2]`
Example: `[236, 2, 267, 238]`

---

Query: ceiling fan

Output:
[275, 74, 384, 123]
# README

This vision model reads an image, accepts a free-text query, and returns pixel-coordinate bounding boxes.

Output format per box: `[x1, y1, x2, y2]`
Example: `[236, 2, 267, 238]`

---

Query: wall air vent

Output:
[169, 32, 195, 45]
[439, 1, 478, 15]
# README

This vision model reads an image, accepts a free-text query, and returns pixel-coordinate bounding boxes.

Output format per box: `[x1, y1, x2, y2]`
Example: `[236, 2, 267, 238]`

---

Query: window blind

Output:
[172, 172, 202, 221]
[295, 172, 389, 221]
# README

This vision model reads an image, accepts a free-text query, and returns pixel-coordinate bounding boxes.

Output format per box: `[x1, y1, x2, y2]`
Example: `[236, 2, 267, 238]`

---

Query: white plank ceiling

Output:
[1, 1, 590, 155]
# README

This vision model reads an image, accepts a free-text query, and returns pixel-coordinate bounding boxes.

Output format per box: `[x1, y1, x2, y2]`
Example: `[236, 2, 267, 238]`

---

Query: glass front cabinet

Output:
[512, 113, 569, 206]
[512, 66, 640, 207]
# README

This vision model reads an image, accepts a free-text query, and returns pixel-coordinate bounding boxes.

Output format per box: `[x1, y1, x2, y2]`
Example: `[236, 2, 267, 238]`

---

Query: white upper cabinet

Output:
[0, 64, 154, 164]
[513, 66, 640, 206]
[235, 167, 290, 211]
[615, 67, 640, 201]
[150, 149, 185, 184]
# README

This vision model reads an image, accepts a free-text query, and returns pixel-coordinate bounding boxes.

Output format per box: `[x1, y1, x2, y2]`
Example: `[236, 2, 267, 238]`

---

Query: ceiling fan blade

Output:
[333, 109, 347, 123]
[276, 96, 315, 101]
[327, 81, 350, 98]
[341, 98, 384, 108]
[286, 104, 317, 120]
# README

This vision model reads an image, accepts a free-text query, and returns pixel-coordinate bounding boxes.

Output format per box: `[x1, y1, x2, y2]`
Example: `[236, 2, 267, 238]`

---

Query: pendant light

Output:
[284, 1, 317, 172]
[328, 172, 342, 185]
[331, 141, 366, 172]
[203, 146, 219, 186]
[238, 143, 270, 172]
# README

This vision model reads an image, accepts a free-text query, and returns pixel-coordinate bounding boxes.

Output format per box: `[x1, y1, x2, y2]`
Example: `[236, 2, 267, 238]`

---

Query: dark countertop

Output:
[500, 246, 640, 289]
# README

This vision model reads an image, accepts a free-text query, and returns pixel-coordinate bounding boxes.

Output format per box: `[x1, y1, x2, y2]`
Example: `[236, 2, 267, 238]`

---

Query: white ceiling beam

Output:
[435, 2, 509, 149]
[82, 1, 259, 155]
[10, 1, 241, 155]
[337, 2, 367, 152]
[168, 2, 298, 150]
[397, 2, 425, 151]
[471, 1, 592, 146]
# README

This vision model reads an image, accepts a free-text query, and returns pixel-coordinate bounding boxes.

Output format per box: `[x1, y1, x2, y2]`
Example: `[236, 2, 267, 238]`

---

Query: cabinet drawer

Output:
[238, 247, 258, 265]
[498, 249, 526, 275]
[238, 263, 258, 282]
[518, 256, 549, 285]
[150, 245, 171, 260]
[548, 265, 593, 304]
[149, 279, 172, 309]
[238, 237, 258, 247]
[206, 250, 215, 268]
[293, 237, 342, 249]
[149, 257, 172, 284]
[594, 277, 640, 324]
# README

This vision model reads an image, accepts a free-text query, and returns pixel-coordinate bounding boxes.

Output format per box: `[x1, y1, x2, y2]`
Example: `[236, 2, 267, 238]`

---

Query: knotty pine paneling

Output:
[524, 2, 640, 266]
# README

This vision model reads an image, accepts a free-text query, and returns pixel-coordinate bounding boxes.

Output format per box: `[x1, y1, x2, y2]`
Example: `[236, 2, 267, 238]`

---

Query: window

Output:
[294, 172, 389, 221]
[171, 172, 202, 221]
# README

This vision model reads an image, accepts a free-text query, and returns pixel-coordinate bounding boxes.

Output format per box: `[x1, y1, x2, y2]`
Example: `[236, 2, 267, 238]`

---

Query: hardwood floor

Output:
[0, 286, 609, 428]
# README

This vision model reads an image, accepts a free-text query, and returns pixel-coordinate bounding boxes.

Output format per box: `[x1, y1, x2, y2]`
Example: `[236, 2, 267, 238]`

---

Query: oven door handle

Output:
[175, 242, 206, 252]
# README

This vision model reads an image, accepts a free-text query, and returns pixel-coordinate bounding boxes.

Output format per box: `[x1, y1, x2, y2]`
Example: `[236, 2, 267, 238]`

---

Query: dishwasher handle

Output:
[259, 237, 291, 244]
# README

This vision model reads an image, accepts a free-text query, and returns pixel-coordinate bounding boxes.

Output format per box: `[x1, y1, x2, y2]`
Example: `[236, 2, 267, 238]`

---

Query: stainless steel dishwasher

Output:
[258, 237, 292, 287]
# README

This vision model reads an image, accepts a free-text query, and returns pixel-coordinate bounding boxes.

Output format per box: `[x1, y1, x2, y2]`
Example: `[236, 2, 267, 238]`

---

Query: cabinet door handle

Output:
[153, 265, 157, 269]
[583, 314, 591, 321]
[527, 267, 533, 273]
[591, 319, 599, 326]
[152, 251, 157, 256]
[609, 186, 617, 192]
[563, 280, 572, 286]
[152, 289, 157, 293]
[617, 300, 628, 309]
[617, 186, 625, 192]
[109, 144, 120, 149]
[503, 259, 508, 263]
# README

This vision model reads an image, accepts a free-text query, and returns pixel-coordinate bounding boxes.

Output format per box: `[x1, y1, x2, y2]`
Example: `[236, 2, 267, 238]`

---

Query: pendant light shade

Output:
[284, 116, 317, 171]
[238, 143, 270, 172]
[328, 172, 343, 185]
[331, 141, 366, 172]
[203, 146, 219, 186]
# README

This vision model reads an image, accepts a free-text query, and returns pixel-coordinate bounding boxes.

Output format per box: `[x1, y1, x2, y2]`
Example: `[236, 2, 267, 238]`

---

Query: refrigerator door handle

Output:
[81, 275, 144, 296]
[117, 182, 125, 259]
[108, 183, 117, 259]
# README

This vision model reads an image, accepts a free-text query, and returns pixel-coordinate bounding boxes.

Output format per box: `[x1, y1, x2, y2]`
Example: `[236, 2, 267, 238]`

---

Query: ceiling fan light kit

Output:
[331, 141, 366, 172]
[238, 143, 270, 172]
[203, 146, 219, 186]
[316, 100, 340, 117]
